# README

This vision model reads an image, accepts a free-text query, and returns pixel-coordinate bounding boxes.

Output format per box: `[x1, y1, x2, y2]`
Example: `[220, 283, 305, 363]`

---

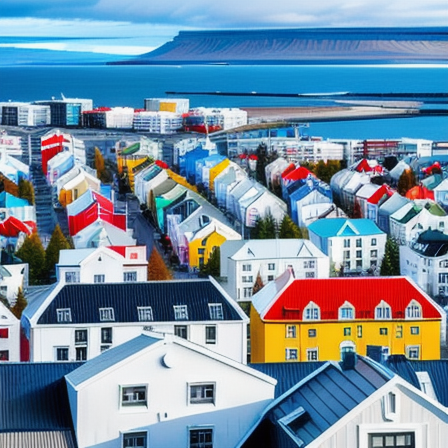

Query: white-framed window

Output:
[76, 347, 87, 361]
[356, 250, 362, 259]
[371, 250, 378, 258]
[308, 329, 316, 338]
[267, 275, 275, 281]
[174, 325, 188, 339]
[65, 271, 80, 283]
[101, 327, 113, 344]
[305, 272, 315, 278]
[94, 274, 105, 283]
[375, 301, 392, 319]
[344, 239, 350, 248]
[415, 371, 437, 400]
[75, 329, 88, 345]
[371, 238, 377, 246]
[303, 301, 320, 320]
[189, 383, 215, 404]
[410, 326, 419, 335]
[243, 287, 252, 298]
[121, 385, 147, 406]
[174, 305, 188, 320]
[307, 348, 318, 361]
[285, 348, 298, 360]
[137, 306, 153, 322]
[304, 260, 315, 269]
[358, 424, 418, 448]
[205, 326, 216, 344]
[123, 271, 137, 282]
[242, 275, 253, 283]
[405, 300, 422, 319]
[208, 303, 223, 320]
[189, 428, 213, 448]
[56, 308, 72, 323]
[242, 264, 252, 271]
[439, 272, 448, 283]
[99, 307, 115, 321]
[339, 301, 355, 320]
[55, 347, 69, 361]
[356, 238, 362, 247]
[369, 432, 414, 447]
[123, 432, 147, 448]
[406, 345, 420, 360]
[268, 263, 275, 270]
[286, 325, 296, 338]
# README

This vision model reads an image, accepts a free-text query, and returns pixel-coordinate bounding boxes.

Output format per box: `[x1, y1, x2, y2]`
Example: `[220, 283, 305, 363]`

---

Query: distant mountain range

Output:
[110, 27, 448, 65]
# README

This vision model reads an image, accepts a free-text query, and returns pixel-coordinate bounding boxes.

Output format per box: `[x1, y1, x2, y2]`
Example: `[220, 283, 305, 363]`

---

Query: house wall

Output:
[69, 342, 274, 448]
[189, 231, 227, 269]
[0, 306, 20, 362]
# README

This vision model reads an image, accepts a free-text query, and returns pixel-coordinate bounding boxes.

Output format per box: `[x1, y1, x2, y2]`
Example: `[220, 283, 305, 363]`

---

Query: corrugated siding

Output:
[0, 430, 77, 448]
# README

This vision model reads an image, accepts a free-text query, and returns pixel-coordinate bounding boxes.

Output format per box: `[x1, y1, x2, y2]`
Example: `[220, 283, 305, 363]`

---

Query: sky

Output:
[0, 0, 447, 55]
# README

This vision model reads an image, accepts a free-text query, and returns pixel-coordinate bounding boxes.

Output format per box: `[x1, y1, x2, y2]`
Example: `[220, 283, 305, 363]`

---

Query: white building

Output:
[133, 111, 183, 134]
[0, 102, 50, 127]
[220, 239, 330, 301]
[144, 98, 190, 114]
[57, 246, 148, 284]
[0, 263, 28, 305]
[22, 277, 249, 364]
[0, 299, 20, 362]
[65, 331, 275, 448]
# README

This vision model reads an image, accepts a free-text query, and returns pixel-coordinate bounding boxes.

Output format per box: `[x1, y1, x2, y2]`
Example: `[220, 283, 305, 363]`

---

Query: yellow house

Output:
[250, 271, 445, 363]
[208, 158, 230, 194]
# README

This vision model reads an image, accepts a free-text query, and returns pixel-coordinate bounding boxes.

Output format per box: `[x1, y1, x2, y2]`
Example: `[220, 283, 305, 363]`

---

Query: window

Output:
[268, 263, 275, 270]
[123, 271, 137, 282]
[375, 301, 391, 319]
[56, 308, 72, 323]
[410, 326, 420, 335]
[267, 275, 275, 281]
[76, 347, 87, 361]
[339, 302, 354, 320]
[198, 248, 205, 255]
[305, 272, 315, 278]
[286, 325, 297, 338]
[205, 326, 216, 344]
[303, 302, 320, 320]
[65, 271, 80, 283]
[56, 347, 69, 361]
[356, 238, 362, 247]
[307, 348, 318, 361]
[99, 307, 115, 321]
[415, 371, 437, 400]
[356, 250, 362, 259]
[242, 264, 252, 271]
[344, 327, 351, 336]
[406, 345, 420, 360]
[308, 329, 316, 338]
[243, 287, 252, 298]
[344, 250, 350, 259]
[380, 328, 388, 335]
[396, 325, 403, 338]
[101, 327, 113, 344]
[439, 272, 448, 283]
[371, 238, 377, 246]
[189, 428, 213, 448]
[356, 259, 362, 269]
[75, 329, 88, 345]
[344, 239, 350, 248]
[0, 350, 9, 361]
[344, 261, 351, 271]
[304, 260, 315, 269]
[208, 303, 224, 320]
[357, 325, 363, 338]
[242, 275, 253, 283]
[405, 300, 422, 319]
[285, 348, 298, 360]
[190, 384, 215, 404]
[121, 385, 147, 406]
[371, 250, 378, 258]
[123, 432, 147, 448]
[94, 274, 105, 283]
[368, 432, 414, 448]
[137, 306, 154, 322]
[0, 328, 9, 338]
[174, 305, 188, 320]
[174, 325, 188, 339]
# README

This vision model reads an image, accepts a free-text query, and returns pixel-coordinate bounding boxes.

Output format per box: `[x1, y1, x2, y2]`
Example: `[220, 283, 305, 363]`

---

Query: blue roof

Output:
[0, 191, 30, 208]
[0, 362, 82, 432]
[33, 280, 244, 325]
[308, 218, 384, 238]
[66, 334, 161, 387]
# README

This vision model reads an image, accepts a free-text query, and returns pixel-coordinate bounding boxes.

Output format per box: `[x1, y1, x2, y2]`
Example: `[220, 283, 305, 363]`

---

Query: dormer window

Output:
[57, 308, 72, 323]
[339, 301, 355, 320]
[174, 305, 188, 320]
[406, 300, 422, 319]
[375, 300, 392, 319]
[303, 301, 320, 320]
[137, 306, 153, 322]
[208, 303, 223, 320]
[99, 307, 115, 322]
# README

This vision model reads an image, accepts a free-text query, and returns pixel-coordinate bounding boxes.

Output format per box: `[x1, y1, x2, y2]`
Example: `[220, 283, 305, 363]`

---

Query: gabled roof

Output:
[378, 192, 410, 215]
[367, 184, 394, 205]
[406, 185, 435, 201]
[252, 273, 443, 321]
[72, 220, 135, 248]
[26, 278, 247, 325]
[308, 218, 384, 238]
[410, 229, 448, 257]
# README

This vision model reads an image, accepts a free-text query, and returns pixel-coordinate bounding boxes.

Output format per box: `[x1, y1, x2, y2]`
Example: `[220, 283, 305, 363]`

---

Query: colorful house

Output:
[366, 184, 395, 223]
[250, 271, 446, 363]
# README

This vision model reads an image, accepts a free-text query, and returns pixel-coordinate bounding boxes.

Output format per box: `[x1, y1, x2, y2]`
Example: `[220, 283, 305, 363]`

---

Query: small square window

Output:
[380, 328, 388, 335]
[407, 345, 420, 360]
[76, 347, 87, 361]
[208, 303, 223, 320]
[189, 428, 213, 448]
[356, 250, 362, 259]
[267, 275, 275, 281]
[268, 263, 275, 270]
[56, 347, 69, 361]
[101, 327, 113, 344]
[242, 264, 252, 271]
[174, 305, 188, 320]
[243, 287, 252, 298]
[371, 238, 377, 246]
[285, 348, 298, 360]
[137, 306, 153, 322]
[371, 250, 378, 258]
[65, 271, 80, 283]
[308, 329, 316, 338]
[0, 350, 9, 361]
[57, 308, 72, 323]
[174, 325, 188, 339]
[411, 326, 420, 335]
[123, 432, 147, 448]
[344, 327, 351, 336]
[123, 271, 137, 282]
[94, 274, 105, 283]
[396, 325, 403, 338]
[356, 238, 362, 247]
[286, 325, 296, 338]
[305, 272, 315, 278]
[190, 384, 215, 404]
[307, 348, 318, 361]
[99, 307, 115, 321]
[75, 329, 88, 345]
[121, 385, 147, 406]
[205, 326, 216, 344]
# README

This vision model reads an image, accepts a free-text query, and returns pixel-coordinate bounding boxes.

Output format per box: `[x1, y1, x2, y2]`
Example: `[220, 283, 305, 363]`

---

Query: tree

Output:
[352, 200, 362, 218]
[252, 270, 264, 295]
[45, 224, 71, 281]
[15, 231, 46, 285]
[18, 178, 35, 205]
[251, 214, 277, 239]
[380, 238, 400, 276]
[278, 215, 302, 239]
[397, 168, 417, 196]
[199, 246, 221, 278]
[11, 287, 27, 319]
[147, 247, 173, 281]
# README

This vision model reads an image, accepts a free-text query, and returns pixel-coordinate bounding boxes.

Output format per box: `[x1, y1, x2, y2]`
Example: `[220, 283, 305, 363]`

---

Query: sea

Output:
[1, 64, 447, 141]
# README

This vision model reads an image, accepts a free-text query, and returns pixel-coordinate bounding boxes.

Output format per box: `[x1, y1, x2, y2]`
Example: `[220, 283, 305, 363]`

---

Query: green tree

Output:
[45, 224, 71, 281]
[147, 247, 173, 280]
[380, 238, 400, 276]
[278, 214, 302, 239]
[251, 214, 277, 239]
[15, 231, 46, 285]
[11, 287, 27, 319]
[397, 168, 417, 196]
[199, 246, 221, 278]
[18, 178, 35, 205]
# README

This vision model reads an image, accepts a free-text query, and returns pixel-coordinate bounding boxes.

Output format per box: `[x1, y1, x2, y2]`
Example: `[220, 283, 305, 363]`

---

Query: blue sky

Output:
[0, 0, 447, 55]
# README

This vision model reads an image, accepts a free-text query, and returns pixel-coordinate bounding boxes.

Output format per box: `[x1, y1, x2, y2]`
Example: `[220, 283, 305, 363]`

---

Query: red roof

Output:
[0, 216, 34, 237]
[263, 277, 441, 321]
[355, 159, 373, 173]
[282, 166, 314, 182]
[280, 163, 297, 179]
[107, 246, 127, 257]
[367, 184, 394, 204]
[155, 160, 169, 169]
[405, 185, 435, 200]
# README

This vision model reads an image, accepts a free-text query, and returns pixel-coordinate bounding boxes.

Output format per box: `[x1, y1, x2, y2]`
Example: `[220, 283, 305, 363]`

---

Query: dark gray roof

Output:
[36, 280, 243, 325]
[410, 229, 448, 257]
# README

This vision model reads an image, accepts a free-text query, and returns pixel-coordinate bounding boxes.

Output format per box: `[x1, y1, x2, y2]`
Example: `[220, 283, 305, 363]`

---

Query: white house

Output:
[56, 246, 148, 284]
[21, 277, 249, 364]
[220, 239, 330, 300]
[0, 263, 28, 305]
[0, 299, 20, 362]
[65, 332, 276, 448]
